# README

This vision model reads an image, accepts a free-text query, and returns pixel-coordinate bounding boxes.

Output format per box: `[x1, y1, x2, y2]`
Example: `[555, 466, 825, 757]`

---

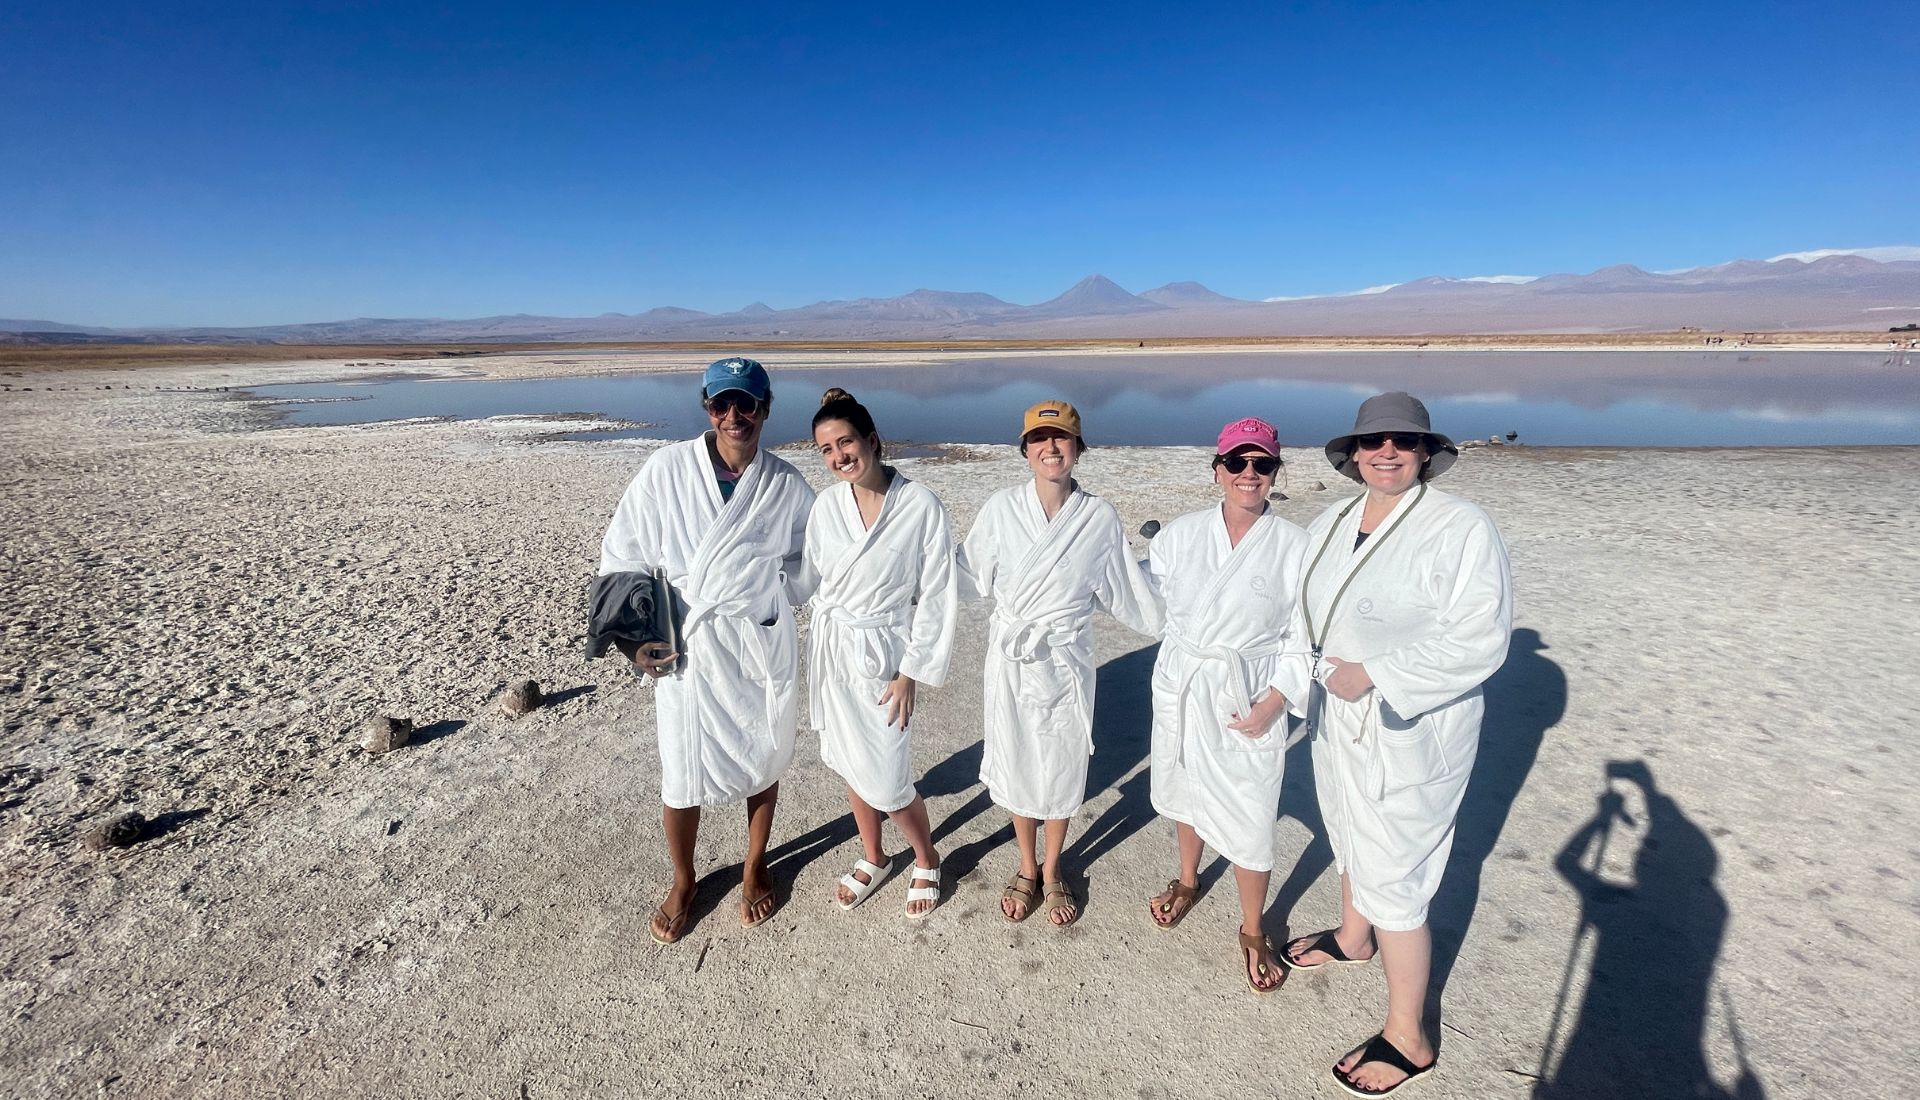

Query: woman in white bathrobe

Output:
[1282, 392, 1512, 1097]
[957, 400, 1163, 928]
[1144, 416, 1312, 993]
[598, 357, 814, 945]
[804, 388, 958, 919]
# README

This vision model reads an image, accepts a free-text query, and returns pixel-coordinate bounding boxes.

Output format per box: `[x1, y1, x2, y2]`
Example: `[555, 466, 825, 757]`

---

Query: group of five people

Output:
[594, 356, 1513, 1097]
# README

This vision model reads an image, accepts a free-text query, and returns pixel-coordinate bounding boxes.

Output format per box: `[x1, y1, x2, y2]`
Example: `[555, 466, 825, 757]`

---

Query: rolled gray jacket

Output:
[584, 571, 662, 667]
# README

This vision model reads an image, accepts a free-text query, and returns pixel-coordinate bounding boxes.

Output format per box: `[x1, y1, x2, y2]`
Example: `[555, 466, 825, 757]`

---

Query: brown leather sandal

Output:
[1148, 879, 1198, 929]
[1240, 930, 1286, 994]
[1001, 873, 1041, 922]
[1043, 880, 1080, 928]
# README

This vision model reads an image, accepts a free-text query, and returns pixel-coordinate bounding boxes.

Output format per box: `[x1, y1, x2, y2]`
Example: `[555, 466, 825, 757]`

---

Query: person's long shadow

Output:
[1428, 627, 1564, 997]
[1063, 643, 1159, 880]
[1536, 760, 1763, 1099]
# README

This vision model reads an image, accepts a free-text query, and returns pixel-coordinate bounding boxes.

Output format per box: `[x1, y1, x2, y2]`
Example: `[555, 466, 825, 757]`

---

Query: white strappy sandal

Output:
[837, 857, 894, 911]
[904, 865, 942, 921]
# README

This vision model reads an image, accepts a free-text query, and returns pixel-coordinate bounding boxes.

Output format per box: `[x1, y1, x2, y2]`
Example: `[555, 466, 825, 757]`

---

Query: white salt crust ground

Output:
[2, 350, 1916, 1099]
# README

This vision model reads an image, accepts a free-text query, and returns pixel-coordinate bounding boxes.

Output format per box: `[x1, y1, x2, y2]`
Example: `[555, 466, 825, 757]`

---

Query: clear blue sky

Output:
[2, 1, 1910, 326]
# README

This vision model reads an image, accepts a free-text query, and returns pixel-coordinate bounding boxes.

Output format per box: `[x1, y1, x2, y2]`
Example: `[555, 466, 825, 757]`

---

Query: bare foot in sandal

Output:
[740, 859, 778, 927]
[1043, 879, 1079, 927]
[650, 880, 696, 944]
[1002, 872, 1040, 922]
[1241, 926, 1286, 993]
[1148, 877, 1198, 927]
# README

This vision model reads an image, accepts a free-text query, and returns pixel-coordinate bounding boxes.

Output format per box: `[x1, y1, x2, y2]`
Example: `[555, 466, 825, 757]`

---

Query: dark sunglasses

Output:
[704, 392, 764, 417]
[1216, 454, 1280, 476]
[1355, 432, 1425, 451]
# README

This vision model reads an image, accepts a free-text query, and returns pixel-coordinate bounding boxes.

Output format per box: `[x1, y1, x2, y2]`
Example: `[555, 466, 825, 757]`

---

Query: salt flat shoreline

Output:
[2, 352, 1917, 1098]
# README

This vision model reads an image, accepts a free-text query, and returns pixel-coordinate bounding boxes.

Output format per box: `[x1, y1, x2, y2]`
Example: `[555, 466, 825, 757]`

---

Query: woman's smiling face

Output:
[1023, 427, 1079, 484]
[1215, 447, 1277, 507]
[814, 418, 877, 484]
[1356, 432, 1427, 496]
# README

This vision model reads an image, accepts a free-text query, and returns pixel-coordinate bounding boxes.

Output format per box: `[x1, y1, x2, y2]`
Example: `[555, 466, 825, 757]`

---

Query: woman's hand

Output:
[878, 675, 918, 730]
[1227, 688, 1288, 739]
[1322, 657, 1374, 702]
[634, 641, 678, 679]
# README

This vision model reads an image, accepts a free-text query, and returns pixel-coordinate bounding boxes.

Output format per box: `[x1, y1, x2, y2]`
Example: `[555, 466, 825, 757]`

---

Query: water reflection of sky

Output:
[243, 351, 1920, 447]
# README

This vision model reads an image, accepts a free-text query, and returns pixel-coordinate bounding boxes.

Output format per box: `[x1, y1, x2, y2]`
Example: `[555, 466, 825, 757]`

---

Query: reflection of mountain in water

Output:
[247, 351, 1920, 447]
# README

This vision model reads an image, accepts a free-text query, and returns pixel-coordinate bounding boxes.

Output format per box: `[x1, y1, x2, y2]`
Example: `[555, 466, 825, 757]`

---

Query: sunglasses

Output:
[1355, 432, 1425, 451]
[704, 392, 765, 417]
[1216, 454, 1280, 476]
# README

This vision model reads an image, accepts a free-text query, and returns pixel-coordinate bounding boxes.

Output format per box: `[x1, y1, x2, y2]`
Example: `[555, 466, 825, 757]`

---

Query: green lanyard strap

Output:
[1301, 482, 1428, 655]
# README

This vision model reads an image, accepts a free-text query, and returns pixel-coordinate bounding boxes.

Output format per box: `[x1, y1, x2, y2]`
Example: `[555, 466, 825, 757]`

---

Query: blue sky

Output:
[2, 1, 1911, 326]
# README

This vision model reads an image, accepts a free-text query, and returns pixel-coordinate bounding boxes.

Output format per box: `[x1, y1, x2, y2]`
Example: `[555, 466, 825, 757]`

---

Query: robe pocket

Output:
[1376, 699, 1449, 793]
[1016, 659, 1077, 739]
[1222, 724, 1283, 753]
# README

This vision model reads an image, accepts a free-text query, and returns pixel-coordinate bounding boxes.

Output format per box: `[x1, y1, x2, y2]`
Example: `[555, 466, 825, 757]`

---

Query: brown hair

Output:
[812, 387, 883, 458]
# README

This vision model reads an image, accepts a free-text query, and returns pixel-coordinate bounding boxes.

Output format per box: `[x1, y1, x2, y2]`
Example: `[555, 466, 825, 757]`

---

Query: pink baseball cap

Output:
[1216, 416, 1280, 456]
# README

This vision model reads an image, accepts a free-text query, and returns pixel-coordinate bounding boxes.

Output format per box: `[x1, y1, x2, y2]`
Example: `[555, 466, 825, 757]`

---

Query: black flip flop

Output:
[1332, 1032, 1435, 1097]
[1285, 928, 1368, 970]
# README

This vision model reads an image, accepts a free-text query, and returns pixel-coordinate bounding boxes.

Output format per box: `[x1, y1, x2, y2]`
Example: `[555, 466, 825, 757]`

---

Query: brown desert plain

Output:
[2, 342, 1916, 1099]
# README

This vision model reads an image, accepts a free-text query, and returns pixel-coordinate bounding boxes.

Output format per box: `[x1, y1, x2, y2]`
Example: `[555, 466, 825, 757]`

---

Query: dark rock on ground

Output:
[86, 811, 148, 850]
[500, 680, 543, 719]
[363, 716, 414, 754]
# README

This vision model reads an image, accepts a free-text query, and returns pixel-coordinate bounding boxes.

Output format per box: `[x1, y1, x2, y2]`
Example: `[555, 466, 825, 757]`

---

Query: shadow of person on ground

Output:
[1272, 730, 1333, 926]
[1428, 627, 1564, 998]
[1534, 760, 1761, 1099]
[1063, 643, 1159, 874]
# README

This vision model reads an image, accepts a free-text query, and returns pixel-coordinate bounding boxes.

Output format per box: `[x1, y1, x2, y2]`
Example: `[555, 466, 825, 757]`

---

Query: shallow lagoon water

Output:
[245, 350, 1920, 447]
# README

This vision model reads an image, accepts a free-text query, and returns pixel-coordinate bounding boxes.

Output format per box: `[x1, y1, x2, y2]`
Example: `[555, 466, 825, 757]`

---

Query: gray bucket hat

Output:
[1325, 391, 1458, 482]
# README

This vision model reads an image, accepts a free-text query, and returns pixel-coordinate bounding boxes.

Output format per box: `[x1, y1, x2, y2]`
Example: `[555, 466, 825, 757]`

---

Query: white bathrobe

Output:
[1295, 484, 1513, 929]
[598, 435, 814, 809]
[1145, 507, 1313, 872]
[803, 473, 958, 813]
[957, 480, 1163, 820]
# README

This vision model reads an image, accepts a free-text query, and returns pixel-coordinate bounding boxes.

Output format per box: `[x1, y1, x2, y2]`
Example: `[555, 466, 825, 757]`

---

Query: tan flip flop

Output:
[740, 885, 779, 928]
[649, 905, 689, 945]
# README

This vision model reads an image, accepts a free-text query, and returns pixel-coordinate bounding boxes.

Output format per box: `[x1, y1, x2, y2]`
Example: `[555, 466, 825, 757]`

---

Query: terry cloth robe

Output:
[1294, 484, 1513, 929]
[803, 473, 958, 813]
[957, 480, 1163, 820]
[1145, 506, 1313, 872]
[598, 435, 814, 809]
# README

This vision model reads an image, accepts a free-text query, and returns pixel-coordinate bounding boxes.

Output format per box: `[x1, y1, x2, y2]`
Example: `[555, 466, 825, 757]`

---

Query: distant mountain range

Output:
[6, 253, 1919, 344]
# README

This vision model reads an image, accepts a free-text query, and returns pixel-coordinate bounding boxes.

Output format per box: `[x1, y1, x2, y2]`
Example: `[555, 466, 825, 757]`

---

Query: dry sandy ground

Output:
[2, 351, 1916, 1099]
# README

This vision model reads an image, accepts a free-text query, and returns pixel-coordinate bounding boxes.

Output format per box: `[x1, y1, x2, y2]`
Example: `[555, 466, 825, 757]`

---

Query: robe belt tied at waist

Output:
[812, 602, 911, 680]
[990, 607, 1086, 662]
[1164, 628, 1280, 760]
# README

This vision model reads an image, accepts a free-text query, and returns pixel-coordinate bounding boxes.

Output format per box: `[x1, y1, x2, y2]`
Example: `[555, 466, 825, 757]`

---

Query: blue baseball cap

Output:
[702, 356, 771, 401]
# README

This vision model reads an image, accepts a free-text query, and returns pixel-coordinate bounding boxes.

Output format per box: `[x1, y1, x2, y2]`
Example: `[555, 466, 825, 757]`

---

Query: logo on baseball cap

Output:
[702, 357, 771, 401]
[1021, 400, 1084, 442]
[1216, 416, 1280, 456]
